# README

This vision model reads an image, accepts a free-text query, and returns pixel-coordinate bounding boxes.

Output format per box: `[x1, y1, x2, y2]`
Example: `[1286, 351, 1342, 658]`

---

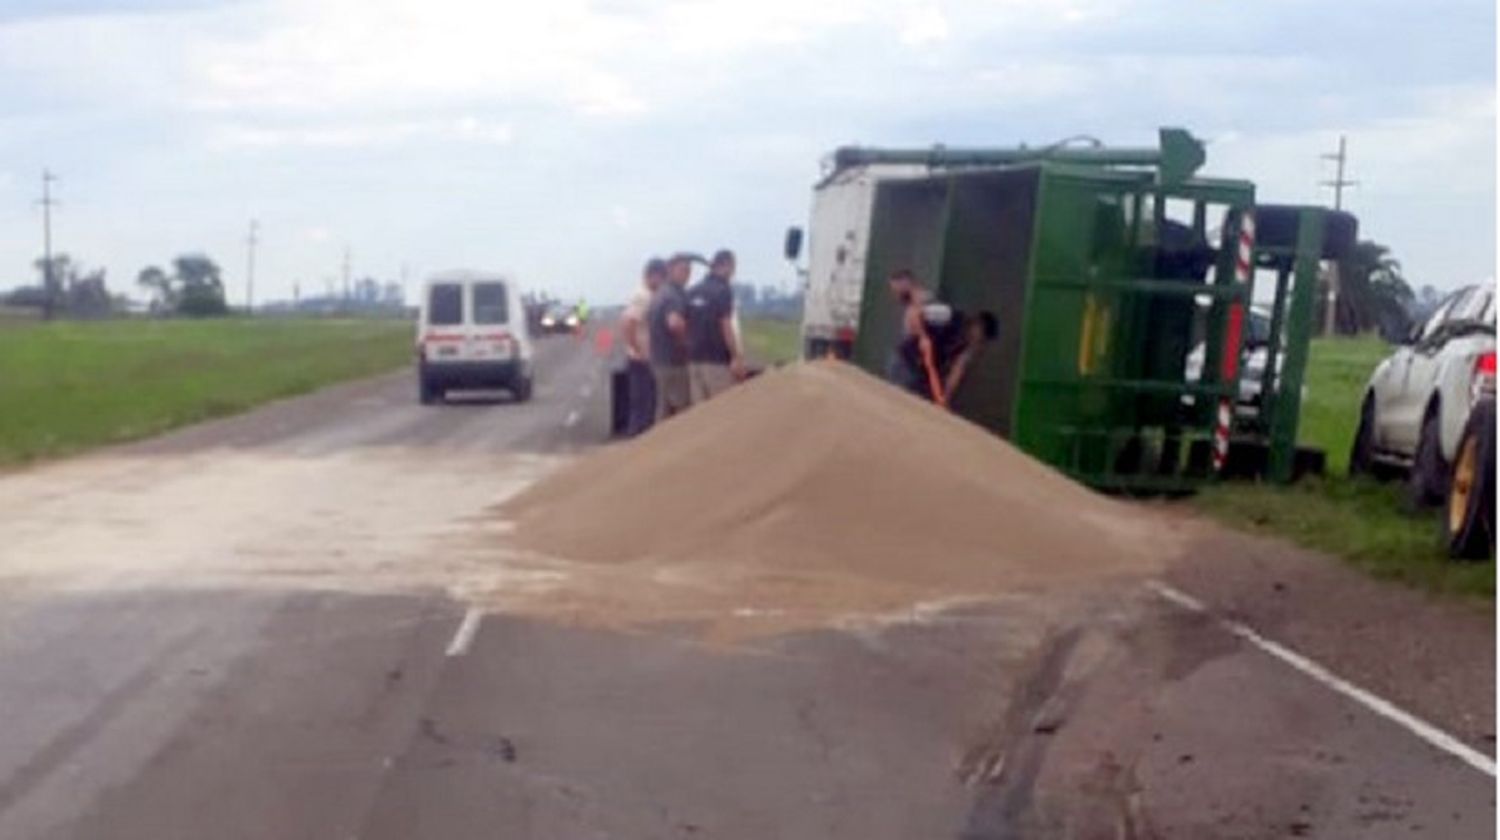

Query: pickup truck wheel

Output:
[1445, 400, 1495, 560]
[1349, 397, 1376, 477]
[1407, 406, 1448, 508]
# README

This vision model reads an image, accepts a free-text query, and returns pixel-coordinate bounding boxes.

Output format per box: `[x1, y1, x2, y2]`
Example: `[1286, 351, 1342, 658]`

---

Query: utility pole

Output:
[341, 247, 352, 302]
[1320, 135, 1357, 211]
[245, 219, 259, 315]
[1319, 136, 1358, 335]
[37, 169, 59, 320]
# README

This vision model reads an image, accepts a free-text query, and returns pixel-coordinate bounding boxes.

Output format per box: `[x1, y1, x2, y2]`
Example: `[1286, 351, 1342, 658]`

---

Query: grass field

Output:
[742, 318, 801, 367]
[1196, 336, 1494, 599]
[0, 318, 413, 465]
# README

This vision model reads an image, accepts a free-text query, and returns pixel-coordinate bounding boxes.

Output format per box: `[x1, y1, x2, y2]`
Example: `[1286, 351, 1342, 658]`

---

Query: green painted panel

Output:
[853, 178, 950, 374]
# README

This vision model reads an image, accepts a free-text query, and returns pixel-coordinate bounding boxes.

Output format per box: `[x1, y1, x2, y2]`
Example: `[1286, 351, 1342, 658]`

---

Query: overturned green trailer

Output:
[844, 130, 1355, 491]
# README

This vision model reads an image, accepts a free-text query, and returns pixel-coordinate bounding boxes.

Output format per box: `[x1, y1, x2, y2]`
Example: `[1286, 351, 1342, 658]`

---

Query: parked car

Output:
[415, 270, 535, 404]
[1184, 306, 1277, 416]
[538, 304, 580, 335]
[1350, 284, 1495, 507]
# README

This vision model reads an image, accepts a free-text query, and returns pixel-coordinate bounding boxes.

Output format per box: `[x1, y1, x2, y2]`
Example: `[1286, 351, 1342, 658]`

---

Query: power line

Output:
[1320, 135, 1357, 211]
[36, 169, 60, 320]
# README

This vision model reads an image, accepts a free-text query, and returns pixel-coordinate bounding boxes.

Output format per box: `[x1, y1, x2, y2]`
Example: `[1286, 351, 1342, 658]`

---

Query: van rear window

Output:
[428, 284, 463, 325]
[474, 282, 509, 325]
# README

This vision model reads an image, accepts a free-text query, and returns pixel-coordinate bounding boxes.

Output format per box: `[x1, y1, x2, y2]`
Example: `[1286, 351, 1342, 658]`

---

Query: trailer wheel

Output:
[1407, 406, 1447, 508]
[1444, 400, 1495, 560]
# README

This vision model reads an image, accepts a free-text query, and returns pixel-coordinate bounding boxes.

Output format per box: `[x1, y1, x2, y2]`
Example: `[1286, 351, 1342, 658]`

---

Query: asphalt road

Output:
[0, 332, 1492, 839]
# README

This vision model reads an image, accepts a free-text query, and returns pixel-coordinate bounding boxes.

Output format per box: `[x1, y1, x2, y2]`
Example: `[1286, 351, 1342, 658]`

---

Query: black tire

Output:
[1407, 404, 1448, 508]
[1444, 400, 1495, 560]
[1349, 396, 1376, 477]
[418, 370, 440, 405]
[512, 376, 534, 403]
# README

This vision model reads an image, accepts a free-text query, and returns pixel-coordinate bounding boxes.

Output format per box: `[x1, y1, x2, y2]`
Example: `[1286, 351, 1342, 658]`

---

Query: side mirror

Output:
[783, 226, 804, 262]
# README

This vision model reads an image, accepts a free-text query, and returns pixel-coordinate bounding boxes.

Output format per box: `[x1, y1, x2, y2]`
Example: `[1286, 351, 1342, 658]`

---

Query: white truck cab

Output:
[789, 162, 925, 360]
[416, 270, 535, 404]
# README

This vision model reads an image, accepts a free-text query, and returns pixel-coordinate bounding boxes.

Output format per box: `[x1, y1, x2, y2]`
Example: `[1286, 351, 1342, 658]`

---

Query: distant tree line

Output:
[1, 255, 125, 319]
[136, 254, 229, 317]
[2, 252, 229, 319]
[733, 283, 803, 321]
[1316, 240, 1415, 340]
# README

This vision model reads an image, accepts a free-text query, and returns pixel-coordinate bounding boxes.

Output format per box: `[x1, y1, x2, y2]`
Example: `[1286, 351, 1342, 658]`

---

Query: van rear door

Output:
[461, 280, 520, 363]
[422, 281, 467, 362]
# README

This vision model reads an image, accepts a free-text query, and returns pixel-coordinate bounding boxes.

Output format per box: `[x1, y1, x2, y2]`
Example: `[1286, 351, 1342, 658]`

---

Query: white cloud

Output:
[0, 0, 1490, 301]
[899, 5, 950, 46]
[212, 116, 514, 149]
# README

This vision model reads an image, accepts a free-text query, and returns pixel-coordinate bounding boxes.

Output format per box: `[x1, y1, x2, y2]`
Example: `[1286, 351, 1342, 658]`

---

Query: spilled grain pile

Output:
[483, 361, 1166, 638]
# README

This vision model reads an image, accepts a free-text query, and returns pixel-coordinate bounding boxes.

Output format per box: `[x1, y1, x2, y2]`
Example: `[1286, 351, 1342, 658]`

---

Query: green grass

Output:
[1196, 336, 1494, 599]
[1295, 335, 1391, 476]
[0, 318, 414, 465]
[741, 318, 801, 367]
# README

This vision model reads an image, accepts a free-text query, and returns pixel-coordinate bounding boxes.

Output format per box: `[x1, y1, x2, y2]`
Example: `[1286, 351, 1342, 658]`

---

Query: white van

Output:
[416, 270, 534, 404]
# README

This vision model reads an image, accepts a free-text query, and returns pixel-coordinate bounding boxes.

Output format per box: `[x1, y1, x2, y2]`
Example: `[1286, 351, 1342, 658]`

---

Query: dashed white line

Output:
[445, 606, 483, 657]
[563, 410, 581, 428]
[1146, 580, 1496, 778]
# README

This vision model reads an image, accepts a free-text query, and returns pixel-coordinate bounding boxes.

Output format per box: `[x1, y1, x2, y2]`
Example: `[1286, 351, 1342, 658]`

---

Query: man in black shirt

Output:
[648, 254, 693, 419]
[685, 249, 745, 403]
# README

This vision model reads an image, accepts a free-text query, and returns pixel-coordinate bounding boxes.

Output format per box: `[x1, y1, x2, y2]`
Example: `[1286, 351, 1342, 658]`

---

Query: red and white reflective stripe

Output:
[1214, 211, 1256, 471]
[1213, 400, 1234, 469]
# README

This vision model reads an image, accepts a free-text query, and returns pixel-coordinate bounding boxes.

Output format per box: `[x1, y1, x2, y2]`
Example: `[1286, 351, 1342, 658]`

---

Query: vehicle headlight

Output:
[566, 315, 579, 326]
[541, 317, 554, 327]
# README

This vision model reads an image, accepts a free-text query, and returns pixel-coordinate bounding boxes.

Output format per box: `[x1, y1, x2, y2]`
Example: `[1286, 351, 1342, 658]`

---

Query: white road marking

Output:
[563, 410, 581, 428]
[1146, 580, 1496, 778]
[445, 606, 483, 657]
[579, 383, 594, 398]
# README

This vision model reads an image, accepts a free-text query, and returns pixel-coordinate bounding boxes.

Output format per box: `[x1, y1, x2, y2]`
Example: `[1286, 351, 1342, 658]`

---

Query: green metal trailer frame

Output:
[1220, 204, 1358, 483]
[841, 129, 1356, 492]
[851, 159, 1263, 491]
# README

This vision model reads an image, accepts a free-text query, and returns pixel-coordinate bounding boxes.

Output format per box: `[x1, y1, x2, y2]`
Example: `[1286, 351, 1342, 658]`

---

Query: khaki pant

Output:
[689, 363, 735, 403]
[653, 364, 691, 419]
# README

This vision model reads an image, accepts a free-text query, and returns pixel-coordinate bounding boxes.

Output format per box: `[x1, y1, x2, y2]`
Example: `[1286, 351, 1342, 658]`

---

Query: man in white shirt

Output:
[620, 257, 666, 436]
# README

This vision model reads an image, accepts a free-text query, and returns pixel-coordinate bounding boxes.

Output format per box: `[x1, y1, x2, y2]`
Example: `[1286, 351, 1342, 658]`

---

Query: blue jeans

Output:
[887, 352, 926, 398]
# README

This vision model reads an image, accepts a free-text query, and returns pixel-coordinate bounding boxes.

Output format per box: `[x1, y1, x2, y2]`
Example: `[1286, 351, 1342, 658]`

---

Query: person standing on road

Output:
[648, 254, 693, 419]
[620, 258, 665, 436]
[685, 249, 746, 403]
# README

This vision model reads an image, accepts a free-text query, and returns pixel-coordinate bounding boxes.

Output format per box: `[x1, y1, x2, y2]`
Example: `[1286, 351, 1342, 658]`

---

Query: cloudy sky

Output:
[0, 0, 1494, 305]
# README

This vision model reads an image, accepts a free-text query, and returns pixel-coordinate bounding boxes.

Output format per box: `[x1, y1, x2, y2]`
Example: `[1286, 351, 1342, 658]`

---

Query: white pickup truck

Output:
[1351, 283, 1495, 513]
